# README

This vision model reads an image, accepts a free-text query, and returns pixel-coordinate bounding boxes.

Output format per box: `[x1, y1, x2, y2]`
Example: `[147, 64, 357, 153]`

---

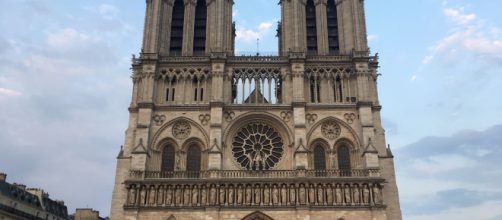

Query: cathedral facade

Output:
[110, 0, 402, 219]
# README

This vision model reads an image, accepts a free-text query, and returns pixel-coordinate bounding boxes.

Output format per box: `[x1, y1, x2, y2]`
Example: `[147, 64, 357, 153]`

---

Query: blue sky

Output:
[0, 0, 501, 219]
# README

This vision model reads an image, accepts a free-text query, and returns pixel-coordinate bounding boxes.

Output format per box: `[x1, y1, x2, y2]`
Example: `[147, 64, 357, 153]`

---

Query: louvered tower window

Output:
[337, 144, 351, 176]
[306, 0, 317, 55]
[186, 145, 201, 177]
[161, 144, 175, 172]
[327, 0, 340, 54]
[169, 0, 184, 55]
[193, 0, 207, 55]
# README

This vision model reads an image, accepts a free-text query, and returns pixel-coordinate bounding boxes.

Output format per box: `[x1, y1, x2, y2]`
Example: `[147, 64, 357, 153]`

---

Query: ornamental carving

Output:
[232, 123, 284, 170]
[344, 113, 356, 124]
[321, 121, 341, 140]
[223, 111, 235, 122]
[306, 113, 318, 124]
[280, 111, 292, 122]
[124, 182, 384, 208]
[152, 114, 166, 126]
[198, 114, 211, 126]
[172, 121, 191, 139]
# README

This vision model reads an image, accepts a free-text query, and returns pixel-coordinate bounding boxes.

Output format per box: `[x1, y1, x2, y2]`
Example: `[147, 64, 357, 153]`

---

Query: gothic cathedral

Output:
[110, 0, 402, 219]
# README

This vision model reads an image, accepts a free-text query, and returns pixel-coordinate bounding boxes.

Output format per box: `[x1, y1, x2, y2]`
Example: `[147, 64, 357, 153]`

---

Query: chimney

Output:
[0, 173, 6, 182]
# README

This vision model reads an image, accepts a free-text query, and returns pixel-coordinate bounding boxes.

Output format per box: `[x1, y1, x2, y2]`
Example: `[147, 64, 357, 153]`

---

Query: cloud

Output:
[423, 4, 502, 64]
[99, 4, 120, 19]
[397, 124, 502, 219]
[236, 21, 275, 43]
[47, 28, 90, 47]
[367, 34, 379, 42]
[0, 88, 22, 97]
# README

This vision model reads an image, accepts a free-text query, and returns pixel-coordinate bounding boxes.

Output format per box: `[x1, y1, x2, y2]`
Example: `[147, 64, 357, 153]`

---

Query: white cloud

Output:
[368, 34, 379, 42]
[0, 88, 21, 97]
[444, 8, 476, 25]
[98, 4, 120, 19]
[236, 21, 275, 43]
[423, 5, 502, 64]
[408, 200, 502, 220]
[47, 28, 90, 47]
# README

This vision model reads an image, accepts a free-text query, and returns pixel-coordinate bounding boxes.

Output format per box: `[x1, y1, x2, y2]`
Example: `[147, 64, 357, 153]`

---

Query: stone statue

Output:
[335, 186, 342, 205]
[272, 185, 279, 205]
[140, 186, 147, 205]
[192, 186, 199, 205]
[326, 186, 333, 205]
[219, 187, 226, 205]
[299, 185, 306, 204]
[183, 186, 191, 205]
[353, 186, 360, 204]
[308, 185, 315, 204]
[209, 186, 216, 205]
[166, 186, 173, 205]
[246, 186, 252, 205]
[363, 185, 370, 205]
[175, 186, 182, 205]
[263, 185, 270, 205]
[201, 186, 207, 205]
[157, 186, 164, 205]
[344, 185, 351, 204]
[237, 185, 243, 205]
[254, 186, 261, 204]
[281, 186, 288, 204]
[129, 186, 137, 205]
[317, 186, 324, 204]
[373, 184, 382, 205]
[289, 186, 296, 204]
[149, 186, 156, 205]
[228, 186, 234, 205]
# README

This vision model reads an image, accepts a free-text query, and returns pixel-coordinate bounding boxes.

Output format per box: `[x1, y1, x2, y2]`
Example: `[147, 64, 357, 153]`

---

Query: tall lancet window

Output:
[186, 145, 201, 177]
[193, 0, 207, 55]
[169, 0, 184, 55]
[337, 144, 351, 176]
[306, 0, 318, 55]
[327, 0, 340, 54]
[314, 145, 326, 171]
[161, 144, 175, 172]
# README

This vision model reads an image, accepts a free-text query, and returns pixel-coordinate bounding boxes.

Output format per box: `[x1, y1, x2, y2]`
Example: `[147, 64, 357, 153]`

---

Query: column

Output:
[182, 0, 196, 56]
[315, 0, 329, 55]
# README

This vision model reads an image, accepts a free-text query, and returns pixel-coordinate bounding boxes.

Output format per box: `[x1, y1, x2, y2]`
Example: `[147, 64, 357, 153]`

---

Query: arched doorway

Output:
[242, 211, 274, 220]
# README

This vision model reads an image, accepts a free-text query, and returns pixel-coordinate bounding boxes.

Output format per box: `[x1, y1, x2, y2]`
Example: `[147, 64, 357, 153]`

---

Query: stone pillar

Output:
[159, 0, 175, 55]
[315, 0, 329, 55]
[142, 0, 164, 54]
[182, 0, 196, 56]
[0, 173, 6, 182]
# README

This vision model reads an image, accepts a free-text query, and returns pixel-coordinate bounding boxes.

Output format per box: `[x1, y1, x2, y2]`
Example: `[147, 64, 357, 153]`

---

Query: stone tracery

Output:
[231, 123, 284, 170]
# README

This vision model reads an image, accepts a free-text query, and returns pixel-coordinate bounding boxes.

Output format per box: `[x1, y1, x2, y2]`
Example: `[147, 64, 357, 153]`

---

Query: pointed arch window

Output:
[161, 144, 175, 172]
[169, 0, 184, 55]
[327, 0, 340, 54]
[193, 0, 207, 55]
[306, 0, 318, 55]
[313, 145, 326, 171]
[337, 144, 351, 176]
[186, 144, 201, 178]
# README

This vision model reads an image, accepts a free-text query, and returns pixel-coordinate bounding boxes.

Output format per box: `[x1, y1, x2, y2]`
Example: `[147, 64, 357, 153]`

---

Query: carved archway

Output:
[242, 211, 274, 220]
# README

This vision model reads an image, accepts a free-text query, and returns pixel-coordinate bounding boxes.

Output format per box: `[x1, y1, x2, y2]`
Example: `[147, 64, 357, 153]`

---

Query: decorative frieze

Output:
[124, 181, 384, 209]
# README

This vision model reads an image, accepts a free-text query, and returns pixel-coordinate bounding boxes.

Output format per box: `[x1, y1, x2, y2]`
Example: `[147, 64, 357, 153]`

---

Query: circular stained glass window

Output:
[232, 122, 284, 170]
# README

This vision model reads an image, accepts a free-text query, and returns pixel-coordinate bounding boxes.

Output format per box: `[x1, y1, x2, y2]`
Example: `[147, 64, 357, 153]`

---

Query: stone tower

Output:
[110, 0, 402, 219]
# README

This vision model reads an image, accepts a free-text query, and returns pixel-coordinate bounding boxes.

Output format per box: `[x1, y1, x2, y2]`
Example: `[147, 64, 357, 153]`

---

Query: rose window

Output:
[232, 123, 284, 170]
[321, 121, 341, 140]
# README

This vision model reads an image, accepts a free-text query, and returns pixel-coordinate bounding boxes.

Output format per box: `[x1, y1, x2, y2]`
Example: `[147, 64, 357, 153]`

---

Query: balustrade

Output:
[128, 169, 380, 180]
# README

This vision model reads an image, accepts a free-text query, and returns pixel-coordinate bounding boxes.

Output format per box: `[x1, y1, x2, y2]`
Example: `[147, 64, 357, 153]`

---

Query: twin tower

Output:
[110, 0, 402, 220]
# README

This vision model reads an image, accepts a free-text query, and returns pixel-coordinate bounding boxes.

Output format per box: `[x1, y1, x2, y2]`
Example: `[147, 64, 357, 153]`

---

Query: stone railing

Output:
[128, 169, 380, 180]
[123, 179, 385, 209]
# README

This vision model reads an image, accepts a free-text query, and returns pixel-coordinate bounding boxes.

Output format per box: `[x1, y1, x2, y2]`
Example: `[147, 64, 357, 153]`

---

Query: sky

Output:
[0, 0, 501, 219]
